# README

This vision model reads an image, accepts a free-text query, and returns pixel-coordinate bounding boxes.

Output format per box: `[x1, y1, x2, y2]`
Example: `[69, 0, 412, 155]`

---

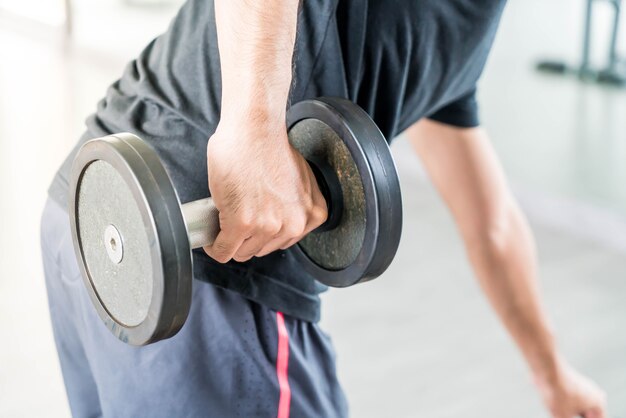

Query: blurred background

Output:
[0, 0, 624, 417]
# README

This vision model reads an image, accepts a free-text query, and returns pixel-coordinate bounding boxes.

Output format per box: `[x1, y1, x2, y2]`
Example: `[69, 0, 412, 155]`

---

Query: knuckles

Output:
[259, 219, 282, 236]
[233, 211, 254, 231]
[233, 213, 282, 236]
[283, 219, 306, 239]
[309, 204, 328, 226]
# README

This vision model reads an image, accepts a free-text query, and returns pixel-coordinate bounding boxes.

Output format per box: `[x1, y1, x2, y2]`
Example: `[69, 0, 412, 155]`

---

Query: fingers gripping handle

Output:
[181, 198, 220, 249]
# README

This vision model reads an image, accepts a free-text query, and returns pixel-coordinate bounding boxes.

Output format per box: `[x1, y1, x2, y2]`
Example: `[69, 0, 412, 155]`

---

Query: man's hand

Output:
[204, 116, 327, 263]
[203, 0, 328, 263]
[535, 359, 607, 418]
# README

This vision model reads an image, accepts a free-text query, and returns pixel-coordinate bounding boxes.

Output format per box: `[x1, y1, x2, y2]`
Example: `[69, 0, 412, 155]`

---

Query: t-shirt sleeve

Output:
[426, 88, 480, 128]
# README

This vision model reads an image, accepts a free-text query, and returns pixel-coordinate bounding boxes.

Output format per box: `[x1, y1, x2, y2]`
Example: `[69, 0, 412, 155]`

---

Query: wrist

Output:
[220, 86, 289, 130]
[214, 105, 289, 147]
[530, 347, 564, 387]
[511, 323, 562, 384]
[219, 104, 286, 131]
[222, 76, 290, 111]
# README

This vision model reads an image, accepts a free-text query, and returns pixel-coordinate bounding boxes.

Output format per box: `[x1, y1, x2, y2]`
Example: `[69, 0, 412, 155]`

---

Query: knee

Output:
[463, 199, 516, 259]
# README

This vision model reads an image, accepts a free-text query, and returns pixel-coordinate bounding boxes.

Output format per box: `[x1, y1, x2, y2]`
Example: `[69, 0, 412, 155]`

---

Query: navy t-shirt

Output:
[49, 0, 507, 322]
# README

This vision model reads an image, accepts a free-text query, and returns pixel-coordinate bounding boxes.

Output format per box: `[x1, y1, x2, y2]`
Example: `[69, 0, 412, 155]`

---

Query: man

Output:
[41, 0, 607, 417]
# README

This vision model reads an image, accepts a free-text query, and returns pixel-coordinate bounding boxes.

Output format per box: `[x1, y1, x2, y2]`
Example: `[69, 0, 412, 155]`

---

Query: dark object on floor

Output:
[536, 0, 626, 87]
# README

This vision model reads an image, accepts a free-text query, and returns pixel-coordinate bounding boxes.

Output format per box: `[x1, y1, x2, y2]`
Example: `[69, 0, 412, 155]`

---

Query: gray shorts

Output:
[40, 198, 348, 418]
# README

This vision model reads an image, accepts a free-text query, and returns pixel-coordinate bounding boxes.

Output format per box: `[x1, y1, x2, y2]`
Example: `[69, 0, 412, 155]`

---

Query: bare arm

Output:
[215, 0, 297, 126]
[406, 119, 606, 418]
[205, 0, 327, 263]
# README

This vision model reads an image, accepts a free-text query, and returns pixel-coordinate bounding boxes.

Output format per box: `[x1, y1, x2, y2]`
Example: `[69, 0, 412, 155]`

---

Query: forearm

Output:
[214, 0, 299, 124]
[464, 198, 560, 382]
[410, 115, 606, 418]
[408, 121, 561, 382]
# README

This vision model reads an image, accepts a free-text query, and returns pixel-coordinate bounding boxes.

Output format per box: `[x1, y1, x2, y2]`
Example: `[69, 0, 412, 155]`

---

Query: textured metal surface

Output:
[287, 98, 402, 287]
[76, 160, 153, 327]
[181, 198, 220, 249]
[289, 119, 367, 270]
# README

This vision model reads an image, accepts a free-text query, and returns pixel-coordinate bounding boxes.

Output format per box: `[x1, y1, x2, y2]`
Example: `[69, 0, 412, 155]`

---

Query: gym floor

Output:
[0, 0, 624, 417]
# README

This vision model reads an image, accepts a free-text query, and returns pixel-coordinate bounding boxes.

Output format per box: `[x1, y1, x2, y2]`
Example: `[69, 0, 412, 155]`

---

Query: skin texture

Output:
[406, 119, 607, 418]
[205, 0, 327, 263]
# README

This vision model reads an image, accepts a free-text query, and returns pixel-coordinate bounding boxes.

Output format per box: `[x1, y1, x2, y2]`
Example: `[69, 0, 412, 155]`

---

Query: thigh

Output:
[282, 318, 349, 418]
[41, 197, 347, 418]
[41, 198, 103, 417]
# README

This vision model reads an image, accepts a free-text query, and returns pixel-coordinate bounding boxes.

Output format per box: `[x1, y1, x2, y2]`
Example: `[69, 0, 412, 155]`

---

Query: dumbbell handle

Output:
[179, 157, 345, 250]
[181, 198, 220, 249]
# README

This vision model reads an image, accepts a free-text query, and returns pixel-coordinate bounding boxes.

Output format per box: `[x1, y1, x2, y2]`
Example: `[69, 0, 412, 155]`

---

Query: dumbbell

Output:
[69, 97, 402, 345]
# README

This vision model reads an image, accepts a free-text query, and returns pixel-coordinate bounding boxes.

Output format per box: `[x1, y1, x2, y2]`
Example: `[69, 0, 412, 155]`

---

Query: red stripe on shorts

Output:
[276, 312, 291, 418]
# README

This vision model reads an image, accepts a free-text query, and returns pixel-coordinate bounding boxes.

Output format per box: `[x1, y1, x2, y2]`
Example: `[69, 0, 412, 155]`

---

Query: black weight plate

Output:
[287, 97, 403, 287]
[69, 133, 192, 346]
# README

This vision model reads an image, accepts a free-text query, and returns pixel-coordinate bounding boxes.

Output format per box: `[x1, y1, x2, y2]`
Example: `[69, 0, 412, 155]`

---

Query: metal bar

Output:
[64, 0, 73, 37]
[181, 198, 220, 249]
[581, 0, 594, 74]
[607, 0, 622, 71]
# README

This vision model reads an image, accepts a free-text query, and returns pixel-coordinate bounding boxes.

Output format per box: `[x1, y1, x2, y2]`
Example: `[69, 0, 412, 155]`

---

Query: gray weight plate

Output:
[69, 134, 192, 346]
[287, 98, 403, 287]
[288, 119, 367, 270]
[77, 160, 153, 327]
